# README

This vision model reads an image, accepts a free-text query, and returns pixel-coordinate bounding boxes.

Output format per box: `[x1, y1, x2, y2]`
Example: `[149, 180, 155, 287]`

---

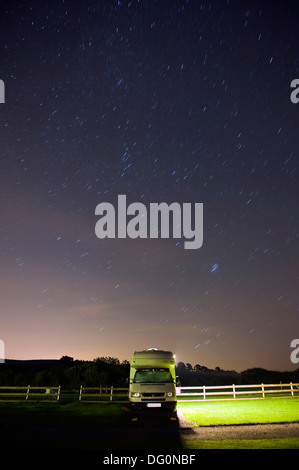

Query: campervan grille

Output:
[142, 392, 165, 398]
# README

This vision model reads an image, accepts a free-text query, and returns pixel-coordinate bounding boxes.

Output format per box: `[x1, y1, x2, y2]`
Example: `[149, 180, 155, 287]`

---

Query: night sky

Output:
[0, 0, 298, 371]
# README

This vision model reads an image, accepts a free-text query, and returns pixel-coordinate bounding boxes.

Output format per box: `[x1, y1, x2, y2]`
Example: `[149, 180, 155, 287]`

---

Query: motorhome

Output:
[129, 349, 178, 419]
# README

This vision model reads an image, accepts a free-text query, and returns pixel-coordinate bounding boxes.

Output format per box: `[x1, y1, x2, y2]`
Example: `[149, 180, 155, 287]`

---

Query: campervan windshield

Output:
[133, 368, 173, 384]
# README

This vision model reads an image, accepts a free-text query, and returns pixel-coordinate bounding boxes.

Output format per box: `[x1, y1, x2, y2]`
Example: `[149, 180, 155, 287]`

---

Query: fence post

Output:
[261, 383, 265, 398]
[233, 384, 236, 399]
[110, 386, 113, 401]
[57, 386, 61, 401]
[79, 385, 83, 401]
[26, 385, 30, 400]
[203, 385, 206, 400]
[290, 382, 294, 397]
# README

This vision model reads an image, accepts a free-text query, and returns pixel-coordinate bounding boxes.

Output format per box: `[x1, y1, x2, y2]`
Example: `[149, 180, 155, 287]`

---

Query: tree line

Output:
[0, 357, 130, 389]
[0, 356, 298, 388]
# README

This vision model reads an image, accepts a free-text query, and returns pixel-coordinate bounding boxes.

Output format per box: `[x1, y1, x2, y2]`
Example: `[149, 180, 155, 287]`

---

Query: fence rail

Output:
[79, 385, 128, 402]
[176, 382, 299, 401]
[79, 382, 299, 402]
[0, 382, 298, 402]
[0, 385, 61, 401]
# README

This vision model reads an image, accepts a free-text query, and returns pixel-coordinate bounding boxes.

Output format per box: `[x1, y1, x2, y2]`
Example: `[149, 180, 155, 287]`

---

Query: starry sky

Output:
[0, 0, 298, 371]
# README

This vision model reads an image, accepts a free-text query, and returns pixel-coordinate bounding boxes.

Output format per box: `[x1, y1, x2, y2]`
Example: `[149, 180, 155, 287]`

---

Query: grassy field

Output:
[0, 400, 126, 429]
[0, 396, 298, 428]
[178, 397, 299, 426]
[0, 397, 298, 449]
[178, 397, 299, 449]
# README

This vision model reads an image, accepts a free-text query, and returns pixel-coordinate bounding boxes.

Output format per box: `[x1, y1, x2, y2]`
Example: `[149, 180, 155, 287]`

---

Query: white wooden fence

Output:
[0, 382, 298, 402]
[176, 382, 299, 401]
[79, 385, 128, 402]
[79, 382, 299, 402]
[0, 385, 61, 401]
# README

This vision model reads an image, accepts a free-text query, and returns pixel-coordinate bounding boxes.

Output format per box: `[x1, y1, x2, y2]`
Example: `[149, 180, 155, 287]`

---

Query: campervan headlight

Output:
[131, 392, 140, 397]
[167, 392, 173, 397]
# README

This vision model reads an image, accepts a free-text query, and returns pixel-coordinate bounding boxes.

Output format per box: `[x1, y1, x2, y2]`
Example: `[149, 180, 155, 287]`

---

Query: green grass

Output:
[0, 401, 125, 428]
[178, 397, 299, 426]
[1, 396, 298, 429]
[0, 398, 298, 450]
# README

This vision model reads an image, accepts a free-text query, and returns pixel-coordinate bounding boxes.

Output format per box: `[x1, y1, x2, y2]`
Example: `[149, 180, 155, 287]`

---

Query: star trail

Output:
[0, 0, 298, 371]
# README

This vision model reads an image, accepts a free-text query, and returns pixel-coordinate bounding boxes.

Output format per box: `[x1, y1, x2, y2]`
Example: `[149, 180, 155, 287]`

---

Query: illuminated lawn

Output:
[178, 397, 299, 426]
